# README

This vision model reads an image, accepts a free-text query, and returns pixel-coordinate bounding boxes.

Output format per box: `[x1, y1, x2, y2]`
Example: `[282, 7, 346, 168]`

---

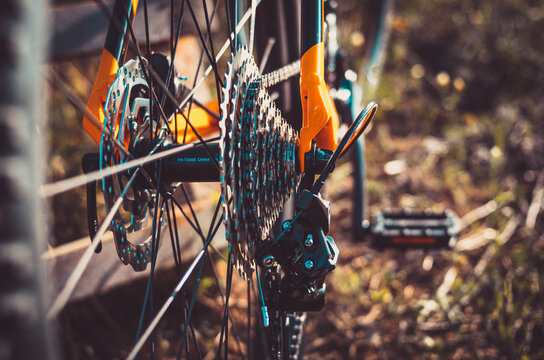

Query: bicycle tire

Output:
[0, 0, 55, 359]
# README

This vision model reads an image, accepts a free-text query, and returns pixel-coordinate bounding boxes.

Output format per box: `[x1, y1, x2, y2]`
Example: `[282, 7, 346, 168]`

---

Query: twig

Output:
[526, 171, 544, 229]
[455, 227, 498, 252]
[473, 217, 519, 277]
[453, 217, 520, 307]
[460, 199, 499, 231]
[436, 267, 458, 300]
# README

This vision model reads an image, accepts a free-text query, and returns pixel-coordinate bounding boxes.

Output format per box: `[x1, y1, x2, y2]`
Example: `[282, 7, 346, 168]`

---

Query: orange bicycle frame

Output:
[84, 0, 339, 173]
[83, 0, 217, 145]
[299, 0, 339, 172]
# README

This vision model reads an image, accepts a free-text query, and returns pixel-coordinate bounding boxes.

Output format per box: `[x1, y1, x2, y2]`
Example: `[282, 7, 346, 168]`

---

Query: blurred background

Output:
[45, 0, 544, 358]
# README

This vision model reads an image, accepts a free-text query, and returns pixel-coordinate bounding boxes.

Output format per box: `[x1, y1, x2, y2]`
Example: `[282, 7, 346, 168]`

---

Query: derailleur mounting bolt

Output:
[304, 260, 314, 270]
[305, 234, 314, 247]
[263, 255, 275, 268]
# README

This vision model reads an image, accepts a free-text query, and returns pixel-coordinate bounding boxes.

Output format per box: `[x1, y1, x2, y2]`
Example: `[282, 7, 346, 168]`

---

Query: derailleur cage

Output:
[258, 189, 339, 312]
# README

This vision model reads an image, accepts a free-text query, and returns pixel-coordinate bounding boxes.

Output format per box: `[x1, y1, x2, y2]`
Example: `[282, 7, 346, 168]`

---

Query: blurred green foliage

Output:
[303, 0, 544, 358]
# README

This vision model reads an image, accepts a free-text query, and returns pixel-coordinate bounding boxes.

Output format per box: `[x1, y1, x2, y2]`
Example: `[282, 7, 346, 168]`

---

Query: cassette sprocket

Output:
[219, 46, 299, 279]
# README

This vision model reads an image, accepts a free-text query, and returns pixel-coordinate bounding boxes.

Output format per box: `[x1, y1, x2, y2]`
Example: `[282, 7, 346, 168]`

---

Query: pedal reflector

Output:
[371, 210, 460, 249]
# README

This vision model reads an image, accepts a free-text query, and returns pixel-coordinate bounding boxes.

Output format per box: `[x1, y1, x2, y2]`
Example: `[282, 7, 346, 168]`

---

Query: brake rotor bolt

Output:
[263, 255, 275, 268]
[304, 260, 314, 270]
[304, 234, 313, 247]
[282, 221, 291, 230]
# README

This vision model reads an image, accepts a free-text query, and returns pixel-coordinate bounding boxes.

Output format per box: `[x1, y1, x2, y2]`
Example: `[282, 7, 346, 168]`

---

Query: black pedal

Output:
[371, 210, 460, 249]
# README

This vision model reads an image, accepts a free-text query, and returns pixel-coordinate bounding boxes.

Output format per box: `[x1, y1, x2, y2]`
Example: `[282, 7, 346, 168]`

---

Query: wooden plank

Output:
[45, 192, 225, 304]
[50, 0, 217, 60]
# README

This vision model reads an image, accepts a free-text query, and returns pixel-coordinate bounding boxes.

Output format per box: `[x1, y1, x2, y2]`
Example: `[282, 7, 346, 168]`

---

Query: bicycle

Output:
[1, 0, 392, 359]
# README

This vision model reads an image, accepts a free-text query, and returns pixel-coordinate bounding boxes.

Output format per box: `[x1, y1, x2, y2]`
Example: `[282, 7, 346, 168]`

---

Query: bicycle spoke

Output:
[171, 195, 246, 357]
[247, 278, 251, 359]
[217, 251, 234, 358]
[44, 69, 159, 190]
[170, 198, 184, 269]
[223, 0, 236, 54]
[177, 3, 261, 113]
[165, 199, 182, 274]
[127, 244, 207, 360]
[259, 37, 276, 73]
[248, 0, 257, 54]
[185, 0, 223, 96]
[199, 0, 221, 103]
[206, 199, 245, 354]
[93, 0, 175, 142]
[176, 243, 208, 359]
[167, 197, 205, 359]
[128, 190, 226, 359]
[44, 69, 134, 160]
[142, 0, 151, 58]
[132, 210, 225, 359]
[47, 166, 143, 319]
[170, 195, 204, 238]
[178, 294, 205, 359]
[47, 138, 170, 318]
[159, 0, 186, 112]
[135, 161, 165, 343]
[168, 192, 205, 358]
[181, 184, 205, 234]
[183, 0, 221, 145]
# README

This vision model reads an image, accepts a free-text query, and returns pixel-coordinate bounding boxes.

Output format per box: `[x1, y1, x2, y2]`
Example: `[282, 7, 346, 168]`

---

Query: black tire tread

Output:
[0, 0, 52, 359]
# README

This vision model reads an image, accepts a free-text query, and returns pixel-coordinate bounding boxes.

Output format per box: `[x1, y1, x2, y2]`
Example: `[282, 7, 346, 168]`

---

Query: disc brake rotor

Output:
[100, 57, 166, 271]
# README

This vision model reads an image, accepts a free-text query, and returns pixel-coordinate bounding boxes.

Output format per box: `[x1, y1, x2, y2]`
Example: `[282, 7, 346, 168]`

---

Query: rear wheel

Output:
[45, 0, 305, 359]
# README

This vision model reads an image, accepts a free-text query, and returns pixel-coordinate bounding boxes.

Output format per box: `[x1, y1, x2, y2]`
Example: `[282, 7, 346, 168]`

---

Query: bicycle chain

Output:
[220, 46, 299, 280]
[261, 60, 300, 88]
[286, 312, 307, 359]
[261, 267, 307, 360]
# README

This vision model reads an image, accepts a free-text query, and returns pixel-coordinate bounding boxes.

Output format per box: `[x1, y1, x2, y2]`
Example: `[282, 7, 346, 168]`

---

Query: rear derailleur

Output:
[257, 187, 339, 312]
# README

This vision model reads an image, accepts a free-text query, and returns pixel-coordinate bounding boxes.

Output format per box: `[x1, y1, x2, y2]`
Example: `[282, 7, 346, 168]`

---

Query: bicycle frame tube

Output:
[83, 0, 138, 143]
[299, 0, 339, 172]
